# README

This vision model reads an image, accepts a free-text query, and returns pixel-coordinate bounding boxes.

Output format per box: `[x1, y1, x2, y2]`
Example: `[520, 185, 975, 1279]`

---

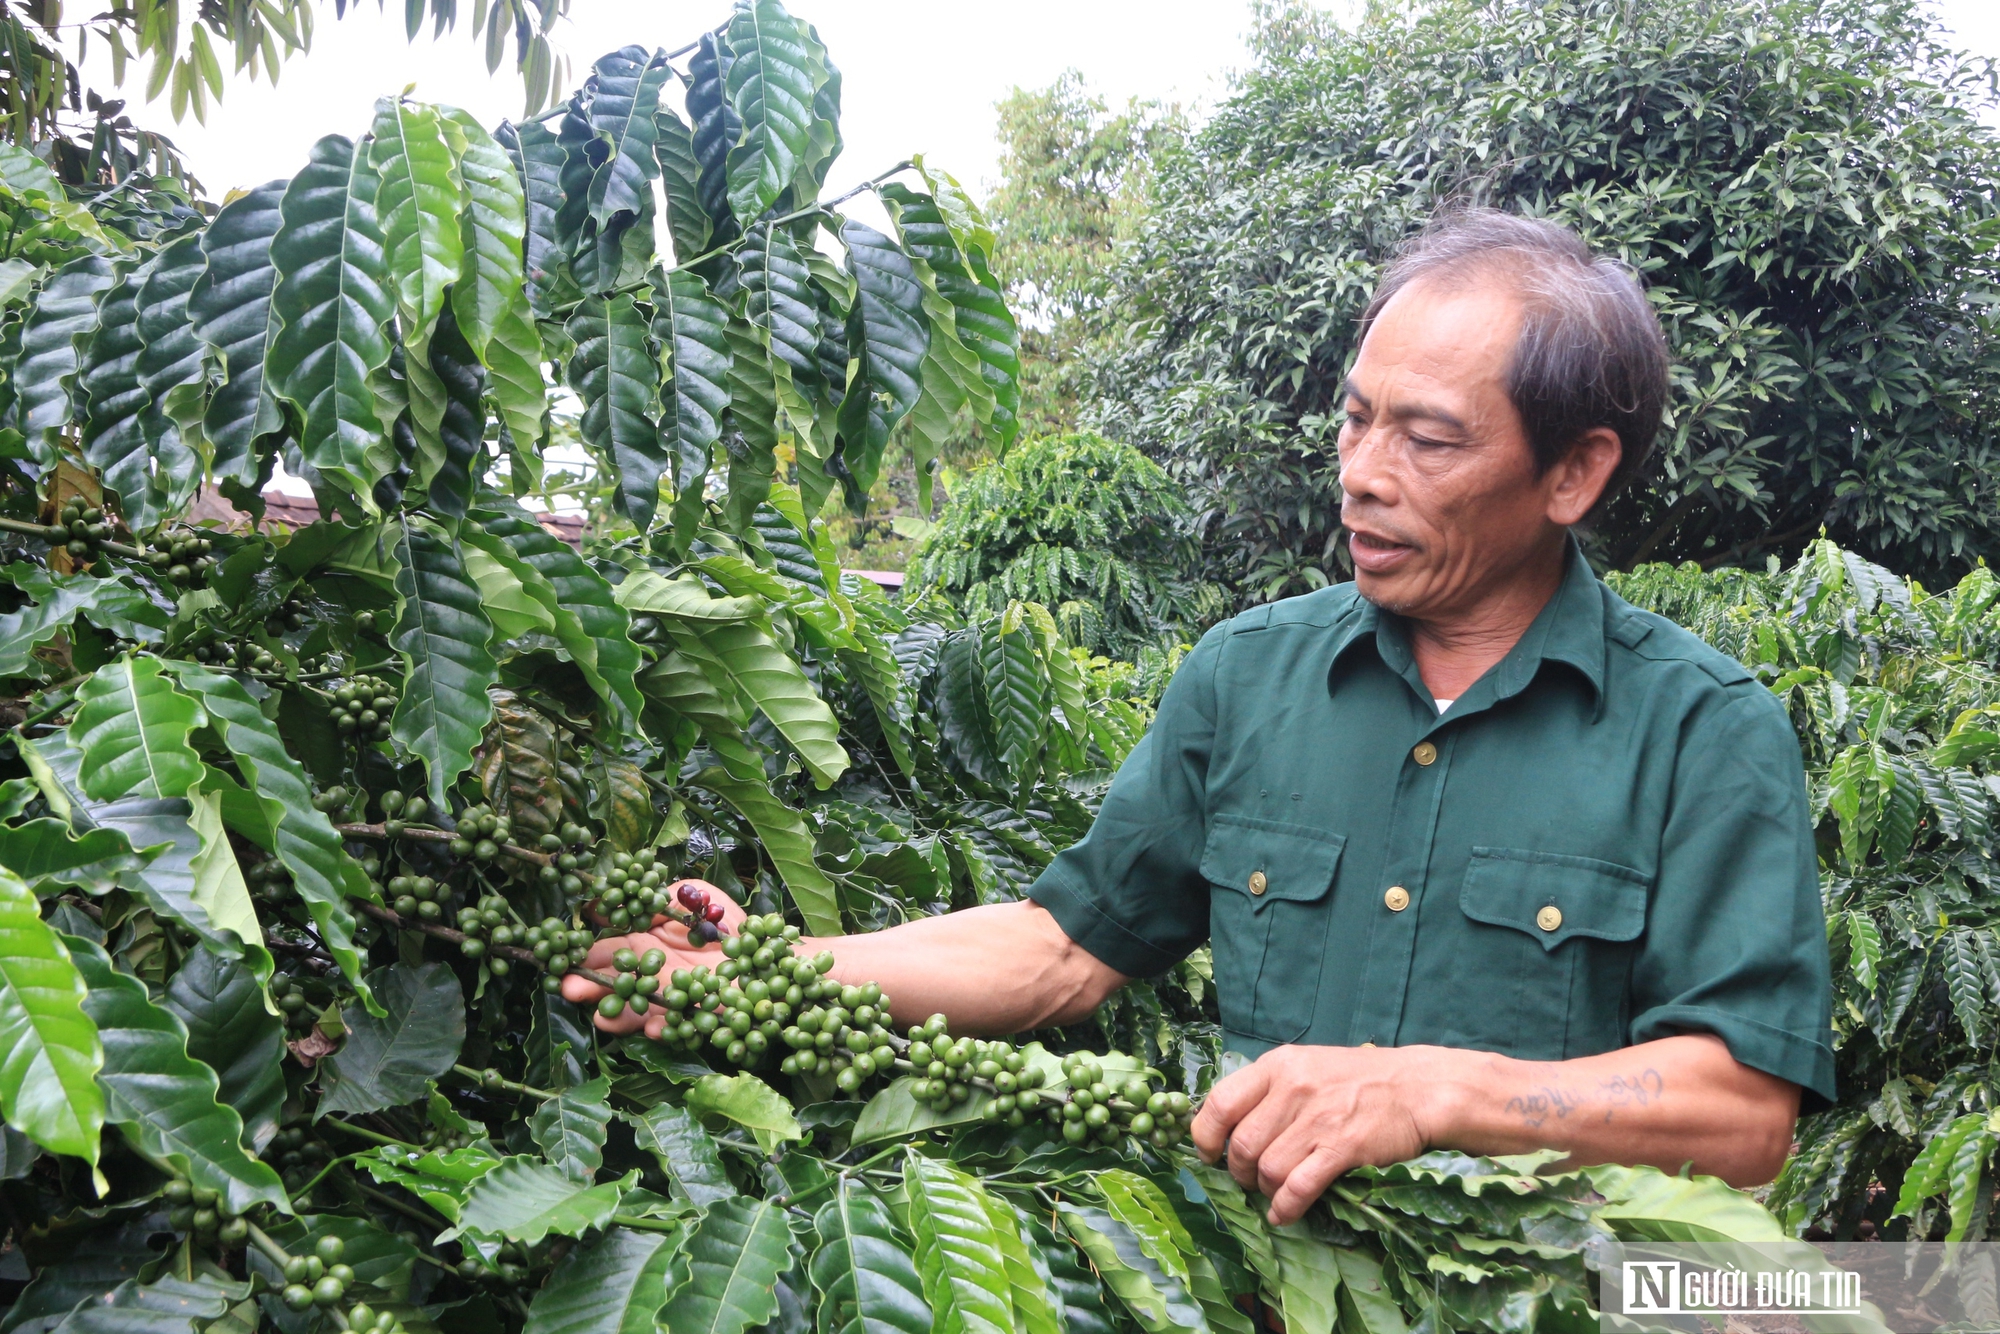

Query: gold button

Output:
[1248, 871, 1267, 896]
[1537, 905, 1563, 932]
[1412, 741, 1438, 766]
[1384, 886, 1410, 912]
[1360, 1042, 1376, 1048]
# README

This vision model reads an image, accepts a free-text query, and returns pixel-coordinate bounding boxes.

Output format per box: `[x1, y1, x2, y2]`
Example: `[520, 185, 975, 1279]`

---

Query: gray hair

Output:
[1356, 209, 1671, 511]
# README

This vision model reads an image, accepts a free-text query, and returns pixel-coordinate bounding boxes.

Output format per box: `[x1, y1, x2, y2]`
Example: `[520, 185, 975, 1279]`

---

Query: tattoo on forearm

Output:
[1504, 1068, 1664, 1129]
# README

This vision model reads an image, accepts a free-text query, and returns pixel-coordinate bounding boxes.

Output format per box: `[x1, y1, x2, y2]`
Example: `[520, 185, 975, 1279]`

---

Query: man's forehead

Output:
[1346, 279, 1525, 412]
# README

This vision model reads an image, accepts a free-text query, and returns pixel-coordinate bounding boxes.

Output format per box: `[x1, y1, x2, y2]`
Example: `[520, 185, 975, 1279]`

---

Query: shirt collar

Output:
[1325, 537, 1608, 720]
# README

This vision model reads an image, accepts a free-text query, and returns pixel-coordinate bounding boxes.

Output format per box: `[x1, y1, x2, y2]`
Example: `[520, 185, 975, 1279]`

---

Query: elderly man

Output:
[569, 209, 1833, 1226]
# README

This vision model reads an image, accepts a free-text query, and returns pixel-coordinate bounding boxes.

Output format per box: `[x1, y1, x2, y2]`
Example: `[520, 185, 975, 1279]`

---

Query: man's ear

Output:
[1545, 427, 1623, 527]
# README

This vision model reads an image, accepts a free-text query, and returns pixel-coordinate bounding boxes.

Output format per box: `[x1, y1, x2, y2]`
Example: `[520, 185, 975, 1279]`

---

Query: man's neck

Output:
[1406, 541, 1569, 702]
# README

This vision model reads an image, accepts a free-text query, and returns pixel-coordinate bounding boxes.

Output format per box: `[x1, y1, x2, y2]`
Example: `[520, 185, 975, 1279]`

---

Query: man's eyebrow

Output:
[1340, 376, 1467, 432]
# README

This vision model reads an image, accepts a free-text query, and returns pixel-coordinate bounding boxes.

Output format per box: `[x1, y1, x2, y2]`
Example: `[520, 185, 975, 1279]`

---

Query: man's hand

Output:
[1192, 1045, 1428, 1226]
[1190, 1035, 1799, 1228]
[559, 879, 747, 1035]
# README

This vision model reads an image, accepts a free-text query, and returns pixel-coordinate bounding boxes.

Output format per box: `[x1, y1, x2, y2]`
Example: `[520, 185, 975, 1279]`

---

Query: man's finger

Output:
[589, 1005, 643, 1034]
[1266, 1145, 1348, 1227]
[1223, 1086, 1293, 1193]
[1192, 1063, 1269, 1163]
[559, 973, 607, 1005]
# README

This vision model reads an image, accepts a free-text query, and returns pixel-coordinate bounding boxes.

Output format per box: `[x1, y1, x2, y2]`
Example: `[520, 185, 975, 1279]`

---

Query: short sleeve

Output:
[1026, 624, 1224, 978]
[1628, 687, 1835, 1107]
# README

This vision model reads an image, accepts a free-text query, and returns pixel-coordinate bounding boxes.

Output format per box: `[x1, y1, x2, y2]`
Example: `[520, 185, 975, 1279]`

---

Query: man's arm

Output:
[560, 885, 1129, 1036]
[1192, 1034, 1799, 1226]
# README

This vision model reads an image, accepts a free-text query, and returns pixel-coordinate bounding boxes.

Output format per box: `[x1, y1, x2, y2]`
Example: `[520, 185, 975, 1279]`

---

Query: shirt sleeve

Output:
[1627, 684, 1836, 1107]
[1026, 623, 1225, 978]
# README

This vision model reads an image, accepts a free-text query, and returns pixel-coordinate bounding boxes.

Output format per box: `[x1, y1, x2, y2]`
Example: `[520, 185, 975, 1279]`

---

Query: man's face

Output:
[1336, 275, 1578, 620]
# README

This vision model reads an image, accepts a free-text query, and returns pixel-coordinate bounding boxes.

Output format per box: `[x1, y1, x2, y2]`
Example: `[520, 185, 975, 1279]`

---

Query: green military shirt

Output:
[1029, 543, 1835, 1102]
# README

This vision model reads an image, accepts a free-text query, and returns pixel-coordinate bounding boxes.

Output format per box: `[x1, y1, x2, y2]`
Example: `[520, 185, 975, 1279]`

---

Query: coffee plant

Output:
[1611, 543, 2000, 1245]
[0, 3, 1823, 1331]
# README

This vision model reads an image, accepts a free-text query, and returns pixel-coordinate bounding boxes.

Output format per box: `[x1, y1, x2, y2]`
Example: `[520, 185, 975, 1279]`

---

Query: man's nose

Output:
[1338, 425, 1396, 506]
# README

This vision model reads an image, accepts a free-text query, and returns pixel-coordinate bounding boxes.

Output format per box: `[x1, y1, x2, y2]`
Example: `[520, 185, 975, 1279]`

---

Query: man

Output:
[568, 210, 1833, 1226]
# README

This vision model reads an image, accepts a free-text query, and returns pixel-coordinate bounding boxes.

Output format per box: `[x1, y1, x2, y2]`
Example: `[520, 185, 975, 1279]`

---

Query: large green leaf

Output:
[1032, 1215, 1121, 1334]
[498, 118, 567, 320]
[530, 1075, 613, 1183]
[318, 963, 465, 1117]
[569, 292, 666, 530]
[471, 506, 644, 733]
[390, 517, 498, 809]
[443, 109, 546, 464]
[66, 935, 287, 1215]
[0, 565, 168, 679]
[1586, 1163, 1787, 1242]
[188, 179, 287, 489]
[627, 1103, 735, 1206]
[684, 1072, 801, 1154]
[14, 254, 115, 464]
[78, 255, 161, 530]
[742, 222, 821, 391]
[656, 268, 733, 543]
[657, 1197, 792, 1334]
[268, 133, 397, 510]
[1058, 1203, 1209, 1334]
[0, 819, 143, 893]
[523, 1226, 684, 1334]
[687, 32, 742, 228]
[183, 787, 261, 966]
[903, 1152, 1015, 1334]
[811, 1179, 933, 1334]
[0, 868, 101, 1162]
[848, 1076, 994, 1148]
[370, 97, 465, 350]
[836, 221, 926, 499]
[131, 232, 209, 522]
[980, 623, 1045, 790]
[724, 0, 823, 223]
[161, 945, 285, 1154]
[587, 47, 670, 226]
[418, 307, 486, 516]
[68, 657, 206, 802]
[690, 765, 841, 935]
[46, 1273, 249, 1334]
[162, 664, 372, 998]
[455, 1157, 632, 1245]
[985, 1190, 1063, 1334]
[683, 615, 847, 787]
[1098, 1171, 1251, 1334]
[654, 106, 711, 262]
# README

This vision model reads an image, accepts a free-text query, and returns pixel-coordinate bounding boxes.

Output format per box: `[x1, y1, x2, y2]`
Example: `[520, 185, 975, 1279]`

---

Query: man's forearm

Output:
[1409, 1034, 1799, 1186]
[803, 900, 1128, 1035]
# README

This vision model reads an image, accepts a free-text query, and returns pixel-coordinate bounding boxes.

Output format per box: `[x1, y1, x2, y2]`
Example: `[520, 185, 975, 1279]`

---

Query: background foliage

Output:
[1092, 0, 2000, 602]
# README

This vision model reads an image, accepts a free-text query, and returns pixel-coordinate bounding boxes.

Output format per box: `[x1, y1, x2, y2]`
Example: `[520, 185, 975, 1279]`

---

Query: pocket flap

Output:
[1460, 847, 1649, 952]
[1200, 814, 1345, 911]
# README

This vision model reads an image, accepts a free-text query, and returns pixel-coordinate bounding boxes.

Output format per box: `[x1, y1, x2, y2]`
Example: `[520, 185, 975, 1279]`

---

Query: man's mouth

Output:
[1348, 527, 1417, 574]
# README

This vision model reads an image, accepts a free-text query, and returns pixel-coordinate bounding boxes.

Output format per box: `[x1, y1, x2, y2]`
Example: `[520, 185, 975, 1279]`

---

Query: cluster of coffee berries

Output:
[523, 919, 597, 993]
[279, 1235, 390, 1324]
[422, 1121, 481, 1152]
[385, 871, 446, 920]
[330, 675, 397, 740]
[456, 1241, 533, 1288]
[263, 599, 311, 637]
[588, 847, 688, 934]
[907, 1027, 1046, 1117]
[674, 878, 726, 944]
[144, 528, 217, 585]
[270, 973, 324, 1035]
[311, 785, 356, 818]
[1047, 1051, 1193, 1149]
[448, 803, 513, 861]
[245, 856, 294, 902]
[456, 893, 521, 974]
[644, 915, 837, 1070]
[190, 638, 282, 674]
[270, 1123, 332, 1189]
[596, 946, 668, 1019]
[164, 1176, 248, 1246]
[47, 498, 113, 563]
[377, 790, 431, 836]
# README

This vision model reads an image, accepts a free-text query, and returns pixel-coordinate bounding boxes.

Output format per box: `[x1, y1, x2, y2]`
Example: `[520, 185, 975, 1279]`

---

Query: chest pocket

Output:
[1200, 815, 1345, 1044]
[1455, 847, 1650, 1059]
